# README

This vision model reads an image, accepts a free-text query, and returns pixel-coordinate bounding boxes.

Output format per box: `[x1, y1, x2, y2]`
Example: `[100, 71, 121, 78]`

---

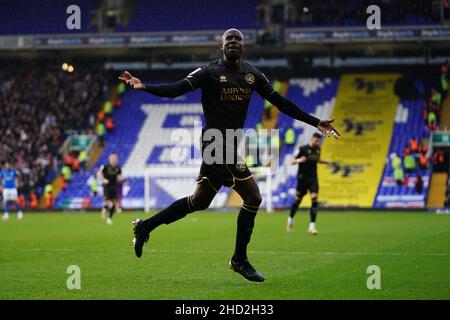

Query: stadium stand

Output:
[0, 0, 99, 35]
[0, 65, 108, 206]
[116, 0, 258, 32]
[286, 0, 438, 27]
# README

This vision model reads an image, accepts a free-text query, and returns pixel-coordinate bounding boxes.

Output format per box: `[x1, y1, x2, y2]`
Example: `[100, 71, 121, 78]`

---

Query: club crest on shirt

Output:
[235, 163, 247, 172]
[245, 73, 255, 84]
[219, 75, 228, 83]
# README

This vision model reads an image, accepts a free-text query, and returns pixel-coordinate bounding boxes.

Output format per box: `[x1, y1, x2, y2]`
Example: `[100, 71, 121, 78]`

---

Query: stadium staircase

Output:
[437, 88, 450, 129]
[427, 172, 447, 207]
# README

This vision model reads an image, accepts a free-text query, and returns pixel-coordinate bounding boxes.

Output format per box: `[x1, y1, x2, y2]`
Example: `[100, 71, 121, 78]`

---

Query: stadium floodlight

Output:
[144, 166, 273, 213]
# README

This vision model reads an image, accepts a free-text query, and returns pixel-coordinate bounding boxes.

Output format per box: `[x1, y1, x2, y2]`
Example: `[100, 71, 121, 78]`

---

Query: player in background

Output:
[115, 179, 125, 213]
[0, 161, 24, 220]
[288, 133, 331, 234]
[120, 28, 339, 282]
[97, 154, 124, 225]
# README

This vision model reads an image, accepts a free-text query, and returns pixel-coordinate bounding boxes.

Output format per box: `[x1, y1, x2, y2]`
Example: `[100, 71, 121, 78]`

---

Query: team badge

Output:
[245, 73, 255, 84]
[219, 75, 228, 83]
[235, 163, 247, 172]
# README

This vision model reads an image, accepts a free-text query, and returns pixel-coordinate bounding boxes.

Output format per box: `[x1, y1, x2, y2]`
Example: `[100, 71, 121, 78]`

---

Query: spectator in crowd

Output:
[415, 173, 424, 194]
[433, 150, 446, 172]
[404, 153, 416, 174]
[72, 157, 80, 172]
[45, 190, 54, 209]
[61, 165, 72, 184]
[420, 143, 428, 154]
[44, 184, 53, 196]
[394, 166, 404, 186]
[428, 111, 437, 131]
[418, 152, 428, 169]
[79, 150, 88, 169]
[391, 153, 402, 169]
[96, 122, 106, 145]
[409, 137, 419, 153]
[105, 116, 115, 132]
[431, 88, 442, 106]
[103, 101, 113, 116]
[403, 144, 410, 156]
[284, 128, 295, 146]
[29, 191, 38, 209]
[65, 153, 74, 168]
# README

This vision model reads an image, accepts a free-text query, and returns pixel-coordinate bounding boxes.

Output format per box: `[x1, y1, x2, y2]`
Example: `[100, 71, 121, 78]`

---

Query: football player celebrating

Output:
[120, 28, 339, 282]
[288, 133, 331, 234]
[0, 161, 23, 220]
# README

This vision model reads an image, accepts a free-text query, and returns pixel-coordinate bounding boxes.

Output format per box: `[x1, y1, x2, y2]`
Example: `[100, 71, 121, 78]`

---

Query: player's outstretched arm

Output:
[119, 71, 192, 98]
[266, 92, 340, 138]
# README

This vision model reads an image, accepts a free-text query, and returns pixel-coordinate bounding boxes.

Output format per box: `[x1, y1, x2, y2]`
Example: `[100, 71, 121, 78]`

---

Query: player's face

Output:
[310, 137, 321, 148]
[109, 155, 118, 166]
[5, 162, 11, 170]
[221, 29, 244, 59]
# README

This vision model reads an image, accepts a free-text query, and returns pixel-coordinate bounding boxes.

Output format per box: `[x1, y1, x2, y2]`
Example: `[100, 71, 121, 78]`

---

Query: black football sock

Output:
[140, 197, 194, 234]
[289, 199, 301, 218]
[310, 198, 318, 223]
[233, 207, 257, 262]
[109, 204, 115, 218]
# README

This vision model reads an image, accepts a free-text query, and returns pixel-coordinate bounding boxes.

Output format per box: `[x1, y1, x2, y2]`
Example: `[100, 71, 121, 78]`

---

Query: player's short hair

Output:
[312, 133, 322, 139]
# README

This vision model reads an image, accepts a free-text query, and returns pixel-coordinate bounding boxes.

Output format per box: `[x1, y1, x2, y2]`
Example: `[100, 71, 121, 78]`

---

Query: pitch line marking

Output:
[0, 248, 449, 257]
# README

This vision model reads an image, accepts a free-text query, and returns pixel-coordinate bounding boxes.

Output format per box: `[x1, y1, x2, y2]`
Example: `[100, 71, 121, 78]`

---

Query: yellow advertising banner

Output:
[317, 73, 400, 207]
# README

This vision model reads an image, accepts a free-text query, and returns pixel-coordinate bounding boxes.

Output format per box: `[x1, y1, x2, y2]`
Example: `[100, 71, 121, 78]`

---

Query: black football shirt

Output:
[185, 59, 275, 131]
[295, 145, 321, 179]
[101, 164, 122, 186]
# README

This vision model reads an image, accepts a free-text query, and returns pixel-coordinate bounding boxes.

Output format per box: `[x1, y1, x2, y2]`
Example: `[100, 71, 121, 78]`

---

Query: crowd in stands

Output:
[424, 62, 448, 131]
[95, 82, 125, 145]
[391, 137, 428, 194]
[0, 65, 109, 209]
[388, 63, 449, 196]
[424, 61, 449, 184]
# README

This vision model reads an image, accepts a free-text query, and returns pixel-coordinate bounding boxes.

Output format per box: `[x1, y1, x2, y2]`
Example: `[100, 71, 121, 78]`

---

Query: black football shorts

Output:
[296, 176, 319, 197]
[103, 184, 118, 200]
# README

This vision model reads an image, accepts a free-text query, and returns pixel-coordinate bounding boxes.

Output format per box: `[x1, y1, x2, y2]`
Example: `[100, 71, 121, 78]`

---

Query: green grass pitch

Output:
[0, 210, 449, 300]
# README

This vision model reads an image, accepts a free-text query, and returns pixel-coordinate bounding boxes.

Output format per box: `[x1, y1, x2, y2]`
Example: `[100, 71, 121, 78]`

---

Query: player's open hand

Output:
[317, 119, 340, 139]
[119, 71, 145, 90]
